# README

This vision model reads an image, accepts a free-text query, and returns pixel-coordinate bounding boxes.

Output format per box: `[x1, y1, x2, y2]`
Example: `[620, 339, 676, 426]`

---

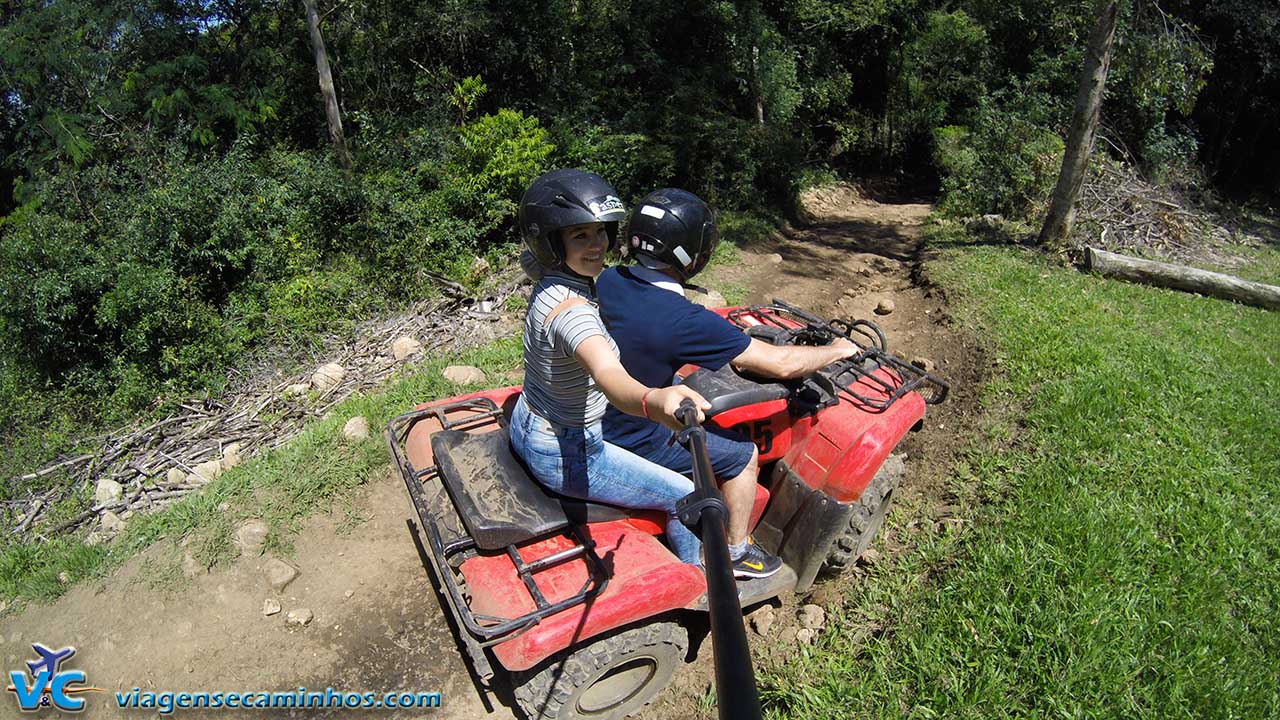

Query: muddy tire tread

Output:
[512, 622, 687, 720]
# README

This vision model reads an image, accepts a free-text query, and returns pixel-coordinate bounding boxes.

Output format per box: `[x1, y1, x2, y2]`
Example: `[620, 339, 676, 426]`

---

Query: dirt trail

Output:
[0, 183, 981, 719]
[1, 471, 496, 719]
[648, 183, 984, 717]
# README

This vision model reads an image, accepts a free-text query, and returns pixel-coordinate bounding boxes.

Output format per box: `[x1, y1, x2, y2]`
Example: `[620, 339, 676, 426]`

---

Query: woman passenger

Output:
[508, 169, 710, 565]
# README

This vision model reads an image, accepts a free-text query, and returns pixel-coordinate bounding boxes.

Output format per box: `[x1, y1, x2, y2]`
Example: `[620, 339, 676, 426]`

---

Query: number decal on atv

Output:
[733, 421, 774, 454]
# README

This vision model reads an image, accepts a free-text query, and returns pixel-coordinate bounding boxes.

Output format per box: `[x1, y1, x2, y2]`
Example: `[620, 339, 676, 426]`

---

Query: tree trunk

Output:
[752, 44, 765, 126]
[1086, 247, 1280, 311]
[302, 0, 352, 171]
[1038, 1, 1119, 247]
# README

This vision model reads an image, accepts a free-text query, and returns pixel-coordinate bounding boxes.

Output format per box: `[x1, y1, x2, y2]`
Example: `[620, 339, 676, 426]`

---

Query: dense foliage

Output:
[0, 0, 1273, 473]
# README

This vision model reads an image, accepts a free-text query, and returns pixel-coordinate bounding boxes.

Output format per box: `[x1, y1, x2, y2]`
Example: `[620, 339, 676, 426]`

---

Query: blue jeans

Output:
[508, 397, 700, 564]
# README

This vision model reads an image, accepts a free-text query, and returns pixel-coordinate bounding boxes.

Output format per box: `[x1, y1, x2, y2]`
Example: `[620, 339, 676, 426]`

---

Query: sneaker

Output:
[731, 537, 782, 579]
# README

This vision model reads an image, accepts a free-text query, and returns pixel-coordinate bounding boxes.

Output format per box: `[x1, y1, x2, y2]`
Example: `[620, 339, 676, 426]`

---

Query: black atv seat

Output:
[681, 364, 790, 417]
[430, 429, 630, 550]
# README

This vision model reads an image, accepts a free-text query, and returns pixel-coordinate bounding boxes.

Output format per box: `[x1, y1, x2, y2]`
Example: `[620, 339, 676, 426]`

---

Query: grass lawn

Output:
[761, 233, 1280, 718]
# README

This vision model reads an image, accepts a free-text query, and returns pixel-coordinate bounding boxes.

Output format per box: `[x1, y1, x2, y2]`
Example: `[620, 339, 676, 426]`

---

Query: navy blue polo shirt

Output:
[596, 266, 751, 454]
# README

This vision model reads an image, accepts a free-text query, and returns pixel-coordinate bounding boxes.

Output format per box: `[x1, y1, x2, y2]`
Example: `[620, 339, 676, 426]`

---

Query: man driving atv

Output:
[595, 188, 860, 579]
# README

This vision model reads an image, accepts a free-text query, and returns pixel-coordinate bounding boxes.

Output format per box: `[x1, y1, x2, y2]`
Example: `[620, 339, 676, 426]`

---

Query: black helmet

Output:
[626, 188, 719, 281]
[519, 169, 626, 268]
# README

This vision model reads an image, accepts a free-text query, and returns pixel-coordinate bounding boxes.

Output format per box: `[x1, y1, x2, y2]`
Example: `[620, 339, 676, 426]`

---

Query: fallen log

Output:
[1085, 247, 1280, 311]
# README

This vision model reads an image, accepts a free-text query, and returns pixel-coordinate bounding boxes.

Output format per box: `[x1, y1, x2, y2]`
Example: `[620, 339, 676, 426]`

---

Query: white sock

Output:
[729, 540, 748, 561]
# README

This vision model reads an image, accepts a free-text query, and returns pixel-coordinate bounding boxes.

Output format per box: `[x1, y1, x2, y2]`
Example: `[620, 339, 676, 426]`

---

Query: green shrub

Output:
[898, 11, 991, 137]
[446, 109, 554, 230]
[554, 126, 676, 201]
[933, 107, 1064, 219]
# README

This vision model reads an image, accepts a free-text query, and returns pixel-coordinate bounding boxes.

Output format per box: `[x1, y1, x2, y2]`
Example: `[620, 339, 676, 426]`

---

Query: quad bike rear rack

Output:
[386, 398, 610, 681]
[727, 300, 950, 412]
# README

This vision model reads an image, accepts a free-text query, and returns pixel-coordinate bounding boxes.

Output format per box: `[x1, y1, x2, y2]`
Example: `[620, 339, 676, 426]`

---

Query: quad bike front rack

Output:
[727, 300, 950, 412]
[386, 398, 610, 681]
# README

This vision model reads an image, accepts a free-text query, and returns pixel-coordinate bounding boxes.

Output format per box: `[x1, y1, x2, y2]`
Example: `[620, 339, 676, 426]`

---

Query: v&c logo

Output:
[7, 643, 103, 712]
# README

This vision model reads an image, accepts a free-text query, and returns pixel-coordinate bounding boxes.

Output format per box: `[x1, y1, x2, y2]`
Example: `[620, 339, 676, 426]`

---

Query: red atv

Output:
[386, 300, 947, 720]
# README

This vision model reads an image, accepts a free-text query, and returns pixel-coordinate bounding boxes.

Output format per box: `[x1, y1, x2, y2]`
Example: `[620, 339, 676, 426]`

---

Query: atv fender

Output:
[460, 520, 706, 672]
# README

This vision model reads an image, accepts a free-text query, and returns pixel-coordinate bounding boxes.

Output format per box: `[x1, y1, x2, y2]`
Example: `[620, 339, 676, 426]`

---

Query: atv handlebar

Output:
[674, 400, 764, 720]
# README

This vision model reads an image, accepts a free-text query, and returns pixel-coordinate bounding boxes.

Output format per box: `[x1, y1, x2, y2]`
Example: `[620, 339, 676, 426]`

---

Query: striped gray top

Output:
[522, 272, 618, 427]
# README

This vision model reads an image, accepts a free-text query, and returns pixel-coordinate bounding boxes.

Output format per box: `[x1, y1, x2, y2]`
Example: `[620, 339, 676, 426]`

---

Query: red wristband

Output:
[641, 388, 656, 419]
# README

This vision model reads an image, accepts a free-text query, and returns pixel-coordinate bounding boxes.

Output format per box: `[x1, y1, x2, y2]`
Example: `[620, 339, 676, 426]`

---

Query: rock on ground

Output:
[284, 382, 311, 398]
[262, 598, 282, 616]
[687, 288, 727, 308]
[100, 510, 125, 534]
[311, 363, 346, 391]
[391, 336, 422, 361]
[286, 608, 314, 626]
[166, 467, 186, 485]
[799, 604, 826, 630]
[875, 297, 896, 315]
[186, 459, 223, 485]
[796, 628, 816, 645]
[220, 442, 243, 471]
[749, 606, 776, 636]
[911, 356, 936, 373]
[442, 365, 486, 385]
[95, 479, 123, 506]
[235, 520, 270, 555]
[263, 558, 300, 592]
[342, 416, 370, 441]
[778, 626, 798, 646]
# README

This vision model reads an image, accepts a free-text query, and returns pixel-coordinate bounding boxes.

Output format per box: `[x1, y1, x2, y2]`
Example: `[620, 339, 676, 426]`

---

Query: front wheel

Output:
[513, 622, 688, 720]
[823, 455, 904, 573]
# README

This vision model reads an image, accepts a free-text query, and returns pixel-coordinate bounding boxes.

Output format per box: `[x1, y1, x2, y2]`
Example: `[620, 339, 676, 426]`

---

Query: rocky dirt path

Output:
[646, 183, 984, 718]
[1, 469, 498, 719]
[0, 183, 981, 719]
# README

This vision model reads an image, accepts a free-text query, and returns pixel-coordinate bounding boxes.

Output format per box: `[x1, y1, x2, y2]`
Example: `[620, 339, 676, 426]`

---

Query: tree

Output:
[1038, 1, 1119, 247]
[301, 0, 352, 171]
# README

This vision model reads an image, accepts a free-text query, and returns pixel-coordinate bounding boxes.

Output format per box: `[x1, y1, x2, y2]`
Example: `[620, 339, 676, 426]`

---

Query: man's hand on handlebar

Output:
[832, 336, 859, 355]
[649, 386, 710, 430]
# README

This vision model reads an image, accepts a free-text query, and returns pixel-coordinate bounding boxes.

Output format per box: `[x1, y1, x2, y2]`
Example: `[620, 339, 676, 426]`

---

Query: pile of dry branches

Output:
[7, 268, 526, 542]
[1075, 160, 1261, 267]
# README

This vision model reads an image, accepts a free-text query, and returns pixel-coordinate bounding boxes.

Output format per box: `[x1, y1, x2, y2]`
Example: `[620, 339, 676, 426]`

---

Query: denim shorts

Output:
[628, 424, 756, 480]
[508, 397, 701, 564]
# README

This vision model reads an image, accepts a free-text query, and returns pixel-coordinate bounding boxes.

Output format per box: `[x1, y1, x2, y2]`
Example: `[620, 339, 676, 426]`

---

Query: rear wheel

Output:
[824, 456, 904, 572]
[513, 623, 687, 720]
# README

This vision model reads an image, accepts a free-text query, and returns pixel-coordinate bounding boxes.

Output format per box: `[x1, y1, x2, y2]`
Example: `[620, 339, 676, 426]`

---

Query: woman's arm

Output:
[574, 335, 710, 430]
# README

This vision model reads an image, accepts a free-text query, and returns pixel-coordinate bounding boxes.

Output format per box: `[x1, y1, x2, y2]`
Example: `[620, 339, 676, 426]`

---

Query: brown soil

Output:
[0, 183, 985, 720]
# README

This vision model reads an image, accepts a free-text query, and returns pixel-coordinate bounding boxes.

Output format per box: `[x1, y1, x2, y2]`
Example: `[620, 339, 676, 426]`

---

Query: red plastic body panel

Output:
[780, 380, 925, 503]
[682, 306, 928, 503]
[461, 520, 706, 671]
[711, 400, 793, 463]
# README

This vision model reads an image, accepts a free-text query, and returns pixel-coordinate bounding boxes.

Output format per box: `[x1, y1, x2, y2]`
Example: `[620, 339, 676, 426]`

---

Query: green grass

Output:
[720, 210, 783, 250]
[761, 234, 1280, 718]
[0, 337, 523, 603]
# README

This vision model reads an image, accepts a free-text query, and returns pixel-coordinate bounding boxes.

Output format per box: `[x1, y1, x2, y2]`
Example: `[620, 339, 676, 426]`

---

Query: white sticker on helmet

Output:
[589, 195, 625, 218]
[673, 246, 693, 267]
[639, 205, 666, 219]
